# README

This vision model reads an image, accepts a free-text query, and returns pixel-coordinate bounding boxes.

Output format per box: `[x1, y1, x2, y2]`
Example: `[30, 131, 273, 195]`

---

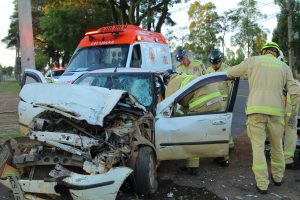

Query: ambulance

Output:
[58, 25, 172, 84]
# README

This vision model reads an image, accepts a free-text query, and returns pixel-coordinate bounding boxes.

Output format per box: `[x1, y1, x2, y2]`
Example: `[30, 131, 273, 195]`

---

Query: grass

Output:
[0, 79, 20, 94]
[0, 131, 20, 144]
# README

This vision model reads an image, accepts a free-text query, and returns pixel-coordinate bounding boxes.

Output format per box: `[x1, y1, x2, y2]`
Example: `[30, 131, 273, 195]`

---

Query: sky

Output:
[0, 0, 280, 67]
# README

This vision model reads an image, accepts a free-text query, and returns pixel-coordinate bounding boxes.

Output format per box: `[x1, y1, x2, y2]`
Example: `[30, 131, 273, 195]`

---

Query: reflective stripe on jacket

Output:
[227, 54, 300, 116]
[165, 74, 222, 112]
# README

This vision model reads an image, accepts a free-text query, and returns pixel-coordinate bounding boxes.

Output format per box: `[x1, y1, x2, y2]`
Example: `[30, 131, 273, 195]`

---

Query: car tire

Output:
[134, 146, 158, 195]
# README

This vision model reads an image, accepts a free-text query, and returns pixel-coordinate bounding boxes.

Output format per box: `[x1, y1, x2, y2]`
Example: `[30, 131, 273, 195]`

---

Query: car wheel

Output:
[134, 146, 158, 195]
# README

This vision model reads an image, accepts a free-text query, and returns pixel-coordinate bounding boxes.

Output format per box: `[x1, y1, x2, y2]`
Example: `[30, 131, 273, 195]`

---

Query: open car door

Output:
[19, 69, 48, 135]
[21, 68, 47, 88]
[155, 72, 239, 161]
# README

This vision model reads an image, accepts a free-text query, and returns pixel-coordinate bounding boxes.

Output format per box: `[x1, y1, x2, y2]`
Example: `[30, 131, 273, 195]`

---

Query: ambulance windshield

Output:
[66, 45, 129, 72]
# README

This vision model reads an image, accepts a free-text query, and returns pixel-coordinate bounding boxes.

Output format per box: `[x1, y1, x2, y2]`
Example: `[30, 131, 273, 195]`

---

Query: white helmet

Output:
[277, 50, 286, 62]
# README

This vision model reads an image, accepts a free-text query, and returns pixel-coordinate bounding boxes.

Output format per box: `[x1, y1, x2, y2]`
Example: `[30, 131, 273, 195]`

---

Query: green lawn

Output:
[0, 79, 20, 94]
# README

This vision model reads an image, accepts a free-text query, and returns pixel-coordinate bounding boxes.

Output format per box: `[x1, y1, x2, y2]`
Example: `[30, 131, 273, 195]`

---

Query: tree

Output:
[231, 0, 267, 57]
[3, 0, 114, 70]
[107, 0, 187, 33]
[219, 10, 235, 53]
[225, 47, 245, 66]
[273, 0, 300, 72]
[187, 1, 221, 62]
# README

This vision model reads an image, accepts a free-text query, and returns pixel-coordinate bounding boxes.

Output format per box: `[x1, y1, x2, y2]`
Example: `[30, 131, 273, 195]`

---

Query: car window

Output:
[66, 45, 129, 72]
[172, 80, 233, 116]
[52, 70, 65, 77]
[75, 73, 153, 107]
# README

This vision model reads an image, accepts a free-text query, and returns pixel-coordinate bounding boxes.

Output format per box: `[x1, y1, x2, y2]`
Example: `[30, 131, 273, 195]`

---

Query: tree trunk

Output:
[155, 0, 169, 33]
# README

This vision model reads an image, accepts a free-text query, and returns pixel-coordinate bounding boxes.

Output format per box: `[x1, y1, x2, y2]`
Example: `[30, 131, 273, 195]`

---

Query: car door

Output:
[155, 72, 239, 161]
[19, 69, 47, 135]
[21, 68, 47, 88]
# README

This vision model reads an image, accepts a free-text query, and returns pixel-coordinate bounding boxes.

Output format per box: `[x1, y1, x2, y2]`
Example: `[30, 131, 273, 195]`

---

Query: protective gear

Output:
[283, 92, 299, 165]
[163, 69, 175, 85]
[208, 49, 224, 64]
[206, 63, 231, 100]
[261, 42, 280, 56]
[176, 60, 205, 76]
[228, 55, 300, 117]
[175, 49, 187, 62]
[247, 114, 285, 190]
[227, 51, 300, 192]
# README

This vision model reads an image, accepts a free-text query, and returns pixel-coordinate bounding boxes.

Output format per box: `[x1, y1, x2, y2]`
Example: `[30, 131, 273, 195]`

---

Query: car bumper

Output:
[1, 165, 132, 200]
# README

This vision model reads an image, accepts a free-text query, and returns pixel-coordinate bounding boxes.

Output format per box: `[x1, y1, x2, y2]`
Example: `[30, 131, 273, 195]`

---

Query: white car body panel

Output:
[1, 167, 132, 200]
[155, 72, 231, 160]
[19, 83, 145, 126]
[155, 113, 232, 160]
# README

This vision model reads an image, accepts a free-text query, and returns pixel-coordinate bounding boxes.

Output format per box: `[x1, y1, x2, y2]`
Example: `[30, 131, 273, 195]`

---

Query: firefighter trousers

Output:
[284, 116, 297, 164]
[247, 114, 285, 190]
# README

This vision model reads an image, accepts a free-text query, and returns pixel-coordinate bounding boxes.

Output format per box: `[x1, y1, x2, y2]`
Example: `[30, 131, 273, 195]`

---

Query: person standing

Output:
[227, 42, 300, 194]
[206, 49, 234, 151]
[175, 49, 206, 76]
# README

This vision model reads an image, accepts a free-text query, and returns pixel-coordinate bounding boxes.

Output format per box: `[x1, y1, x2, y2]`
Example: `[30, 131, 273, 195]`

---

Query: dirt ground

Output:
[0, 92, 300, 200]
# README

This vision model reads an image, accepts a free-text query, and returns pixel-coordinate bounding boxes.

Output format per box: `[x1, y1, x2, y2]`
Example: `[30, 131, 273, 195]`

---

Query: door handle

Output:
[212, 120, 226, 125]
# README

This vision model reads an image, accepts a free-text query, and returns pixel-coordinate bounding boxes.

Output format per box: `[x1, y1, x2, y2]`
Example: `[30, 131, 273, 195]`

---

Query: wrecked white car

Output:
[0, 69, 239, 200]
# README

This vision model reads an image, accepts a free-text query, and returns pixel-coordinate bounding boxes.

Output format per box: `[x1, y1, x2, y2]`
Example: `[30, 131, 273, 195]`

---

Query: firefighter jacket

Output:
[206, 63, 230, 73]
[227, 54, 300, 117]
[206, 63, 231, 99]
[165, 74, 223, 113]
[176, 60, 205, 76]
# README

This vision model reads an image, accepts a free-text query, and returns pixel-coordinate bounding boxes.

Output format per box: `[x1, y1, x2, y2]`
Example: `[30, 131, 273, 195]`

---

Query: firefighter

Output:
[227, 41, 300, 194]
[283, 90, 300, 170]
[206, 49, 234, 151]
[175, 49, 206, 76]
[164, 70, 224, 175]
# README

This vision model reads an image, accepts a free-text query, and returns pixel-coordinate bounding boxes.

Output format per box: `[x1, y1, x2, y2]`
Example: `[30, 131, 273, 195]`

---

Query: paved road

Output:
[232, 80, 249, 136]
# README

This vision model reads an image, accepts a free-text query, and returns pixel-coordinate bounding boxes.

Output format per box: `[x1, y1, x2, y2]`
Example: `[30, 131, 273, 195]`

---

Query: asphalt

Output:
[232, 80, 249, 136]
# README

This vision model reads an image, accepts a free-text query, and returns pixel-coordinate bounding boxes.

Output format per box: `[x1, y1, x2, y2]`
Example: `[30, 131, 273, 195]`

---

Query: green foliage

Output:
[108, 0, 187, 32]
[0, 66, 14, 76]
[225, 47, 245, 66]
[35, 50, 49, 72]
[187, 1, 221, 63]
[0, 80, 20, 94]
[273, 0, 300, 71]
[231, 0, 268, 57]
[40, 0, 113, 66]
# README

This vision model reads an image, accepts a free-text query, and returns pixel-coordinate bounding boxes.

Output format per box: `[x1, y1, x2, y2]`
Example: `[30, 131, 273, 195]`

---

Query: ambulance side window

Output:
[130, 45, 142, 68]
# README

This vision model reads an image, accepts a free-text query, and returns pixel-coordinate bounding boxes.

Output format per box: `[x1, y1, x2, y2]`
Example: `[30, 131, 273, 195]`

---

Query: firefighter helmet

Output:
[208, 49, 224, 64]
[261, 42, 280, 56]
[175, 49, 187, 62]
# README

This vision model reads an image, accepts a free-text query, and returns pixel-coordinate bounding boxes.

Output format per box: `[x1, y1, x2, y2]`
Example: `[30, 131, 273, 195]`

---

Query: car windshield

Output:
[65, 45, 129, 72]
[74, 73, 153, 107]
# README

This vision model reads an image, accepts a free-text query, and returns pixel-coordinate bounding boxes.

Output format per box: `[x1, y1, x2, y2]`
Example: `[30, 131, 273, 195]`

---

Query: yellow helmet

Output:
[261, 42, 280, 55]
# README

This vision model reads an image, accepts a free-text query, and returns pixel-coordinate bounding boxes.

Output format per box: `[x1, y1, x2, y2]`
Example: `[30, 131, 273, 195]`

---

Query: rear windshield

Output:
[74, 73, 153, 107]
[65, 45, 129, 72]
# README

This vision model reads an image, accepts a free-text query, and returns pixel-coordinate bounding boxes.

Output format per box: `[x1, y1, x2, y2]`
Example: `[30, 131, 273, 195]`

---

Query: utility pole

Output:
[287, 0, 295, 75]
[18, 0, 35, 74]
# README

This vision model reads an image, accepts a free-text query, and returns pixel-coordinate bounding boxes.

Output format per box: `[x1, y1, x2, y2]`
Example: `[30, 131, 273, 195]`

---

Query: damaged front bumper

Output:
[1, 164, 132, 200]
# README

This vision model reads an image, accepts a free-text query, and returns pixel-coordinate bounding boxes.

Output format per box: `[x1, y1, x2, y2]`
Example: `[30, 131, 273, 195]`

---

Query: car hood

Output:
[19, 83, 146, 126]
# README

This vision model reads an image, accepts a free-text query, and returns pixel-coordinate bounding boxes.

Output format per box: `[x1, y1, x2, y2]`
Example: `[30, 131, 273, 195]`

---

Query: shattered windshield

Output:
[74, 73, 153, 107]
[66, 45, 129, 72]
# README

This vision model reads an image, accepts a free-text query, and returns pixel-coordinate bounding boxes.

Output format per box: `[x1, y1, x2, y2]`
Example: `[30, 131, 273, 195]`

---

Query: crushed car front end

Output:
[1, 83, 156, 200]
